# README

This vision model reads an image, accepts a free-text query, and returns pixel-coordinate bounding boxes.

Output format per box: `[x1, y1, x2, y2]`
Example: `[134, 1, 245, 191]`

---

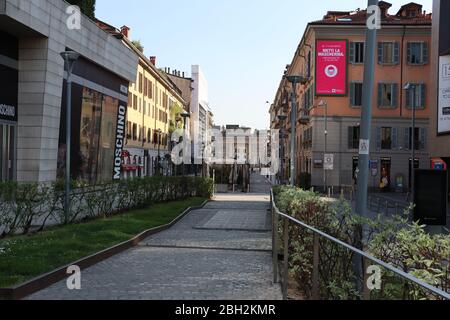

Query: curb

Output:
[0, 199, 209, 300]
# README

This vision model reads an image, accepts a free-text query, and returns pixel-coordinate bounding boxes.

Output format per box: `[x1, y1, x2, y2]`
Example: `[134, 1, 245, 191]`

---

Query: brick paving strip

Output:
[27, 174, 282, 300]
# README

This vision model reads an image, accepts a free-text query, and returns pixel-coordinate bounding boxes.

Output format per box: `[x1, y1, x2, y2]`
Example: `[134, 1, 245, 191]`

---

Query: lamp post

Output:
[286, 75, 309, 187]
[277, 114, 287, 184]
[156, 129, 162, 175]
[404, 83, 416, 203]
[318, 100, 328, 193]
[60, 51, 79, 224]
[180, 112, 190, 176]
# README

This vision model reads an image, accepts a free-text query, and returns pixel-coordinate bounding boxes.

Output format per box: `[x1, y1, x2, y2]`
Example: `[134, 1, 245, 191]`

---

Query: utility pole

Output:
[286, 75, 309, 187]
[355, 0, 379, 295]
[404, 83, 416, 204]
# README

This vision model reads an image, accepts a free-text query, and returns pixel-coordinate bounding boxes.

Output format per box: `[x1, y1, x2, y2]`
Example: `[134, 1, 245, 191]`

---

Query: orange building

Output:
[270, 2, 432, 192]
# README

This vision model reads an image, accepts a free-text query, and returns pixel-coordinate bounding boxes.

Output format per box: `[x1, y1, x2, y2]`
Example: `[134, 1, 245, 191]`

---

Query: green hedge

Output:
[273, 185, 450, 300]
[0, 176, 213, 238]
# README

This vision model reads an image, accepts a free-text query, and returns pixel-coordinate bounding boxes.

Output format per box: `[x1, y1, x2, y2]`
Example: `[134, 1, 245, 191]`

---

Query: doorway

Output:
[0, 123, 16, 181]
[380, 157, 391, 192]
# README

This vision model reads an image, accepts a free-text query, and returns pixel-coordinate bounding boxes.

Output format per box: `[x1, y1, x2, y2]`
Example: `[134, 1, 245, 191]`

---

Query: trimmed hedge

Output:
[0, 176, 213, 238]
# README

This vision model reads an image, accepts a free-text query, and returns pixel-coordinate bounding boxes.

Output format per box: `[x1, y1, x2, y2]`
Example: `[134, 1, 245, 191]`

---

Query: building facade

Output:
[270, 2, 432, 192]
[165, 65, 214, 176]
[0, 0, 138, 183]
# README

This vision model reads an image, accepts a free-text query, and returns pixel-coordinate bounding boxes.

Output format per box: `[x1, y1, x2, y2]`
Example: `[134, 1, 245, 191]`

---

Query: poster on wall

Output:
[438, 55, 450, 134]
[315, 40, 348, 96]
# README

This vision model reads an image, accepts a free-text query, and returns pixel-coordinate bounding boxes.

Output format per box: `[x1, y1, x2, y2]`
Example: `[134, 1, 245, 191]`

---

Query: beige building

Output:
[97, 22, 187, 178]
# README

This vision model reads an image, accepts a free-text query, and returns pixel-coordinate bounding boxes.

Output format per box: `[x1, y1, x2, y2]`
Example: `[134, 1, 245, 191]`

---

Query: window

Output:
[132, 123, 137, 140]
[138, 73, 143, 93]
[133, 94, 137, 110]
[406, 83, 426, 109]
[350, 82, 363, 107]
[378, 42, 399, 64]
[348, 126, 360, 149]
[144, 77, 148, 96]
[350, 42, 364, 64]
[381, 127, 392, 150]
[378, 83, 398, 108]
[407, 42, 428, 65]
[306, 51, 312, 77]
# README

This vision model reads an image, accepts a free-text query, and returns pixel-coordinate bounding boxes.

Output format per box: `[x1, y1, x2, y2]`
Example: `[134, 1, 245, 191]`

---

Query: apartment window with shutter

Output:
[348, 126, 360, 149]
[407, 42, 428, 65]
[350, 42, 364, 64]
[381, 127, 392, 150]
[406, 83, 426, 109]
[133, 94, 137, 110]
[350, 82, 363, 107]
[144, 77, 148, 96]
[378, 42, 399, 64]
[132, 123, 137, 140]
[378, 83, 398, 108]
[138, 73, 143, 93]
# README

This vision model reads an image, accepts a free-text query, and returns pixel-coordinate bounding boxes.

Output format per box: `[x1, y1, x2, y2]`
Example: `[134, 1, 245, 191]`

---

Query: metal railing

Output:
[270, 189, 450, 300]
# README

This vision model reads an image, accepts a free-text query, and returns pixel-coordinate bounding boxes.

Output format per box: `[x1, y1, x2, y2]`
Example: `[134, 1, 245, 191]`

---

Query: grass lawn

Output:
[0, 197, 206, 288]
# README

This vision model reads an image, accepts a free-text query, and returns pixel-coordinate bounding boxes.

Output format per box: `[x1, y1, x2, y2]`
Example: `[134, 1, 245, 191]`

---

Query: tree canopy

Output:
[66, 0, 96, 19]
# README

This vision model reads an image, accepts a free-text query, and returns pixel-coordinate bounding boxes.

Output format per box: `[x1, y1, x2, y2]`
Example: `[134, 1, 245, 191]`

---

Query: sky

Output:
[96, 0, 432, 130]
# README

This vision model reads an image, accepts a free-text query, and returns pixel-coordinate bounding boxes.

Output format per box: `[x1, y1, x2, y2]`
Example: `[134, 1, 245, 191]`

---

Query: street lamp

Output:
[286, 75, 309, 187]
[404, 83, 417, 202]
[180, 112, 190, 176]
[277, 114, 287, 185]
[156, 129, 162, 175]
[318, 100, 328, 193]
[60, 51, 79, 223]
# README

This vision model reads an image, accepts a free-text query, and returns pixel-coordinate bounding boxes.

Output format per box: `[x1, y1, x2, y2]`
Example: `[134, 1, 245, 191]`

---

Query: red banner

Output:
[315, 40, 348, 96]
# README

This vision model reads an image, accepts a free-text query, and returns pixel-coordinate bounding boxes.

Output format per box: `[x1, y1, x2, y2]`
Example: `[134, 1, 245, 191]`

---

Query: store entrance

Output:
[380, 157, 391, 192]
[0, 123, 16, 181]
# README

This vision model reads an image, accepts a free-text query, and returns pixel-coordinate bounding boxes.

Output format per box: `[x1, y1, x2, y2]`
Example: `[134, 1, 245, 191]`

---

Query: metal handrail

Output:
[270, 189, 450, 300]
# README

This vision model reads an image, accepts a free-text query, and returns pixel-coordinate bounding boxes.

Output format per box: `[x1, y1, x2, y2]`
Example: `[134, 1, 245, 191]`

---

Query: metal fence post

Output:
[283, 218, 289, 299]
[272, 202, 279, 284]
[312, 232, 320, 300]
[362, 258, 371, 300]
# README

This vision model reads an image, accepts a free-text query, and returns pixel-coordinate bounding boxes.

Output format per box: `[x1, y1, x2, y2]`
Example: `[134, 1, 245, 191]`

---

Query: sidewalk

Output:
[27, 174, 281, 300]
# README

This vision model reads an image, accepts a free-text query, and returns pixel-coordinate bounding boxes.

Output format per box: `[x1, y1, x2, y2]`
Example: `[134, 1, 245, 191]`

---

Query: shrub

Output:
[273, 185, 450, 300]
[0, 176, 212, 238]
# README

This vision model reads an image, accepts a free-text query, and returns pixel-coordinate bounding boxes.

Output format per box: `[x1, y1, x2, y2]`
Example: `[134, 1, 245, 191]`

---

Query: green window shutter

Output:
[392, 127, 398, 149]
[404, 127, 410, 150]
[349, 42, 355, 64]
[422, 42, 429, 64]
[420, 84, 426, 108]
[378, 43, 383, 64]
[350, 83, 355, 106]
[377, 83, 383, 107]
[407, 43, 412, 64]
[420, 128, 427, 150]
[348, 127, 354, 149]
[394, 42, 400, 64]
[376, 127, 382, 151]
[406, 88, 411, 108]
[392, 84, 398, 108]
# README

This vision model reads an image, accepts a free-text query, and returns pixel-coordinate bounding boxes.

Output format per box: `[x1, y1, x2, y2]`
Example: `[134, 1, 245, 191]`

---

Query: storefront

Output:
[57, 56, 129, 184]
[0, 31, 18, 182]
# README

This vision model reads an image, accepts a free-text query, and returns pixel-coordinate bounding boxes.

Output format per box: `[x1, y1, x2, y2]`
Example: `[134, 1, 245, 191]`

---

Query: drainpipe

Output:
[400, 25, 406, 117]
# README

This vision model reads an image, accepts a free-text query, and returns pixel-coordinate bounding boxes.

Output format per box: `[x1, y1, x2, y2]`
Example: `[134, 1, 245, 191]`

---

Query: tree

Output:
[131, 40, 144, 53]
[66, 0, 96, 19]
[169, 103, 184, 133]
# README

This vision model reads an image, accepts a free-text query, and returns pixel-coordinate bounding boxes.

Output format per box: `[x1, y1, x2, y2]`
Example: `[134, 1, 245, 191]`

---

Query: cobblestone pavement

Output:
[27, 174, 281, 300]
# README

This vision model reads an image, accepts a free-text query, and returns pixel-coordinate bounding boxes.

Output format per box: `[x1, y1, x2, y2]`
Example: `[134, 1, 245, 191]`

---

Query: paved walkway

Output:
[27, 173, 281, 300]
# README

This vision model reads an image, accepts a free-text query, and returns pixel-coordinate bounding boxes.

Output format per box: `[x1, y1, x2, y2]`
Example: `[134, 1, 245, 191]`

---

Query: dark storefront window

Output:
[97, 95, 119, 183]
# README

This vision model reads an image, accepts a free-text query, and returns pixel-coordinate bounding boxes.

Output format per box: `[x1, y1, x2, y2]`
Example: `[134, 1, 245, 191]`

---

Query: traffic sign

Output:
[324, 154, 334, 171]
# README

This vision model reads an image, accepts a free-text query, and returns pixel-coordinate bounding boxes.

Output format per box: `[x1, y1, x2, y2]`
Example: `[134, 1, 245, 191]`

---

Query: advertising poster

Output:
[315, 40, 348, 96]
[438, 55, 450, 134]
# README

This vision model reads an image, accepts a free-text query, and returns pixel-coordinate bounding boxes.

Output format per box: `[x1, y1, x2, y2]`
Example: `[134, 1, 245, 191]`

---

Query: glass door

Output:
[0, 123, 16, 181]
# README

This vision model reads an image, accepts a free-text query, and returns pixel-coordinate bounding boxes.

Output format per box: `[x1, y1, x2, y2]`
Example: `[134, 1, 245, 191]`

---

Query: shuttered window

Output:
[405, 83, 426, 109]
[349, 42, 364, 64]
[350, 82, 363, 107]
[377, 83, 398, 108]
[407, 42, 429, 65]
[378, 42, 399, 65]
